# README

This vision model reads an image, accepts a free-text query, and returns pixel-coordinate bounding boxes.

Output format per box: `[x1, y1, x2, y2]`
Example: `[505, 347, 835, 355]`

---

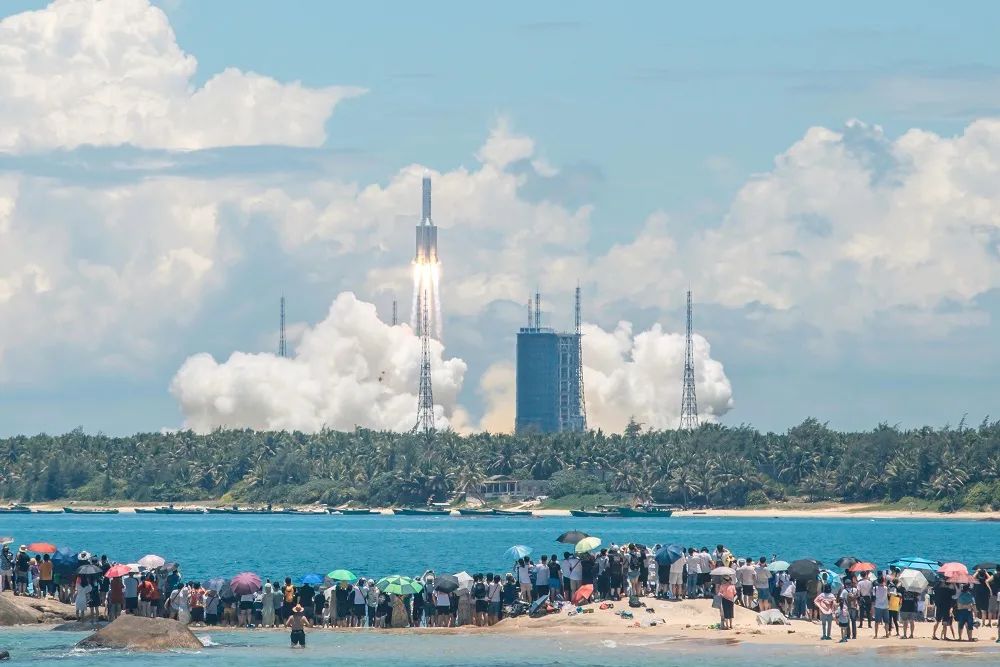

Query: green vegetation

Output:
[1, 418, 999, 511]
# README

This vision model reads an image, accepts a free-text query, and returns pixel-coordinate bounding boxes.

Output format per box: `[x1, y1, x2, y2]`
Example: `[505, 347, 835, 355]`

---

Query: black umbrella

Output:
[835, 556, 860, 569]
[77, 564, 103, 576]
[787, 559, 821, 582]
[434, 574, 460, 593]
[972, 561, 998, 571]
[557, 531, 589, 544]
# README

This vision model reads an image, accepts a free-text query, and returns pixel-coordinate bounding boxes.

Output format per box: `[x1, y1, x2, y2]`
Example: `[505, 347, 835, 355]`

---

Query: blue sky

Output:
[0, 0, 997, 435]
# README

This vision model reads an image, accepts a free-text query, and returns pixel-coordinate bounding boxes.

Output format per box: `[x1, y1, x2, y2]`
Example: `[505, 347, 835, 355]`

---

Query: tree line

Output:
[1, 418, 998, 511]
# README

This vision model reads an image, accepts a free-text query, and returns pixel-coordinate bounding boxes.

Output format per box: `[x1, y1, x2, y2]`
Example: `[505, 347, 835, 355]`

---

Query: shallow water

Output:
[1, 627, 998, 666]
[1, 513, 996, 581]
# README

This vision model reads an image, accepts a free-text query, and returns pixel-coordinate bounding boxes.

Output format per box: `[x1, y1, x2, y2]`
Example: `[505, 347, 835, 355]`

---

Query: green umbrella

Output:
[575, 536, 602, 554]
[326, 569, 357, 582]
[376, 575, 424, 596]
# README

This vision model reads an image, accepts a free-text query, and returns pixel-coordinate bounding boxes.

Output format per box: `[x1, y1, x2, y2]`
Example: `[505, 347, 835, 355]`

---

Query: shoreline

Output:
[14, 503, 1000, 521]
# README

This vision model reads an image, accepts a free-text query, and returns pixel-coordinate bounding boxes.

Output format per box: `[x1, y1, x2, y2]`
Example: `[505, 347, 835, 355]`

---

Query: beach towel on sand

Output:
[756, 609, 790, 625]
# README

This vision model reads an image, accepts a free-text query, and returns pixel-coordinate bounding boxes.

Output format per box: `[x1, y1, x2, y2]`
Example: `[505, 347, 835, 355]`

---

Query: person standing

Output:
[873, 576, 890, 638]
[717, 576, 737, 630]
[74, 576, 92, 621]
[887, 584, 902, 637]
[736, 558, 756, 607]
[754, 557, 772, 611]
[189, 582, 205, 626]
[261, 581, 276, 627]
[516, 558, 533, 602]
[108, 574, 124, 621]
[285, 603, 311, 648]
[38, 555, 53, 598]
[932, 580, 955, 640]
[839, 576, 860, 639]
[534, 556, 550, 599]
[281, 577, 296, 623]
[900, 586, 918, 639]
[955, 585, 976, 642]
[669, 548, 687, 600]
[685, 548, 700, 599]
[814, 584, 838, 640]
[13, 546, 30, 596]
[123, 573, 139, 616]
[857, 571, 874, 628]
[547, 555, 562, 602]
[973, 568, 991, 627]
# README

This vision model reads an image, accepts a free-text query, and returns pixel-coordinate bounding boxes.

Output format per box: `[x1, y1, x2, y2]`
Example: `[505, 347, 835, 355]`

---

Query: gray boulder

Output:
[77, 615, 204, 651]
[0, 594, 42, 625]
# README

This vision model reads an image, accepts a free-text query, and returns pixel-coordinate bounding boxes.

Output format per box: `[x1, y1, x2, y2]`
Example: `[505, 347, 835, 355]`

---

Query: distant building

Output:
[478, 475, 552, 500]
[515, 325, 585, 434]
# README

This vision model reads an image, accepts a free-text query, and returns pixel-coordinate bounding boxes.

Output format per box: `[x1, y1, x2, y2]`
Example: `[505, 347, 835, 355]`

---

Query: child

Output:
[285, 603, 312, 648]
[887, 585, 902, 637]
[837, 599, 852, 643]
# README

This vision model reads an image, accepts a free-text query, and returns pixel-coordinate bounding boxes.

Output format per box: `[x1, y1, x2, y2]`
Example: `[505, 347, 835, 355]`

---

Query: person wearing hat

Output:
[284, 603, 311, 648]
[14, 545, 31, 596]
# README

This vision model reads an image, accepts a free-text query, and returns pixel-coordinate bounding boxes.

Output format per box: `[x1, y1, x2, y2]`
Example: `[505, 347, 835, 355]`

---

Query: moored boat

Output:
[393, 507, 451, 516]
[31, 508, 64, 514]
[617, 504, 674, 518]
[153, 506, 205, 515]
[495, 509, 533, 516]
[457, 508, 497, 516]
[0, 504, 31, 513]
[63, 507, 119, 514]
[328, 508, 377, 515]
[569, 505, 617, 517]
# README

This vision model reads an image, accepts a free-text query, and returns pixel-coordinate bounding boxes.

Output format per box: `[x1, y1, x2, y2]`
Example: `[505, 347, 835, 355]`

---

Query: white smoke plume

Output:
[477, 321, 733, 433]
[170, 292, 467, 433]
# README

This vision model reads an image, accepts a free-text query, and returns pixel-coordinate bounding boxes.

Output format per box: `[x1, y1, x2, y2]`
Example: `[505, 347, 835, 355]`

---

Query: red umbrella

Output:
[848, 561, 876, 573]
[105, 564, 132, 578]
[571, 584, 594, 605]
[937, 562, 968, 577]
[27, 542, 57, 554]
[230, 572, 262, 595]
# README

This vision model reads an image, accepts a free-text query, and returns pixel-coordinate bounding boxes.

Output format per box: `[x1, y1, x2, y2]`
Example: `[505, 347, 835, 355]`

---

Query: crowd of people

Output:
[2, 540, 998, 646]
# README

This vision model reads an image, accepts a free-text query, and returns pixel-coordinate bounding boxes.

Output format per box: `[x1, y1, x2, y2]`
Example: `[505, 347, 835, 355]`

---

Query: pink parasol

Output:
[230, 572, 262, 595]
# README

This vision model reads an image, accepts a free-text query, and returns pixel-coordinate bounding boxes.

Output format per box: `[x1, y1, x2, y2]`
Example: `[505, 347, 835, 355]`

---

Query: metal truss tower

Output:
[575, 285, 587, 430]
[415, 292, 435, 433]
[679, 289, 699, 430]
[278, 296, 287, 358]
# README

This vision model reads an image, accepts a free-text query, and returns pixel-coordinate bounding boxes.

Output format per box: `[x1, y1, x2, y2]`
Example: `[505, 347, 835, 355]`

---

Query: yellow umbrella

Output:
[575, 536, 602, 554]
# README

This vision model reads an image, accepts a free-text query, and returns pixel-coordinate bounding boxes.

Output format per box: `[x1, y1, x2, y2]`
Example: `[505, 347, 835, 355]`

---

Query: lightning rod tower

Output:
[278, 295, 287, 358]
[415, 291, 435, 433]
[392, 297, 398, 326]
[679, 289, 699, 429]
[575, 285, 587, 430]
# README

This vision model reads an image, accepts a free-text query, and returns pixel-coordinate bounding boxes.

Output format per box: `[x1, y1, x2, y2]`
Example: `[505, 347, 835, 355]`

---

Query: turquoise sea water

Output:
[2, 514, 999, 664]
[1, 513, 997, 580]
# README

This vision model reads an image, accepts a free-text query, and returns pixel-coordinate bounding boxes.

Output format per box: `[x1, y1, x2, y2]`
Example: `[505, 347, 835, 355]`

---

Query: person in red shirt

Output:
[717, 576, 737, 630]
[189, 582, 206, 626]
[108, 575, 125, 620]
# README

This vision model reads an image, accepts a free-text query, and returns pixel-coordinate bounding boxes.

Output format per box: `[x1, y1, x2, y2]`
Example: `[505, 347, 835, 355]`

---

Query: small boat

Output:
[393, 507, 451, 516]
[495, 509, 533, 517]
[0, 505, 31, 514]
[205, 507, 236, 514]
[617, 504, 674, 518]
[153, 506, 205, 515]
[31, 509, 64, 514]
[134, 508, 158, 514]
[328, 508, 377, 515]
[570, 505, 617, 517]
[274, 508, 326, 515]
[63, 507, 119, 514]
[457, 508, 497, 517]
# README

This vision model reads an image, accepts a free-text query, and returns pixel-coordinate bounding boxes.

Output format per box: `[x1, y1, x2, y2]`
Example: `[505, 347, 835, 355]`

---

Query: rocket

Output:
[414, 173, 438, 264]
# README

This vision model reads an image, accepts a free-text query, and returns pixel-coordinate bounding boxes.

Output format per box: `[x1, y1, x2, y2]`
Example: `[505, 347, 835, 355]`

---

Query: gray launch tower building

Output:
[415, 173, 438, 265]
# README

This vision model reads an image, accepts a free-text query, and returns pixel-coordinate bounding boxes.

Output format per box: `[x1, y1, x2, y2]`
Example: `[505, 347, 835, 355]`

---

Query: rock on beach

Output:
[76, 615, 205, 651]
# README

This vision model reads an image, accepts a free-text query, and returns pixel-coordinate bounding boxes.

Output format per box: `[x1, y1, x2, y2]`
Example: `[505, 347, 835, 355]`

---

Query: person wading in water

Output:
[285, 603, 312, 649]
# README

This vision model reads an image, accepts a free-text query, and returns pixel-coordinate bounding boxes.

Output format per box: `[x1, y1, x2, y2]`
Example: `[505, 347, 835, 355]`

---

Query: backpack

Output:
[628, 594, 642, 608]
[472, 582, 486, 600]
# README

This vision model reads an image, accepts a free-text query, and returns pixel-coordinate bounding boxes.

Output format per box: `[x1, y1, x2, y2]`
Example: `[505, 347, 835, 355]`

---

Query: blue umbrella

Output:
[655, 544, 685, 566]
[888, 557, 939, 570]
[205, 577, 227, 592]
[51, 546, 79, 575]
[300, 573, 323, 585]
[528, 593, 549, 616]
[505, 545, 531, 560]
[819, 569, 843, 591]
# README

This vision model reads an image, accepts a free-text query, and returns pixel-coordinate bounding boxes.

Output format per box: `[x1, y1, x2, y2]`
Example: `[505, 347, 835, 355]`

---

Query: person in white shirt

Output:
[736, 558, 757, 607]
[174, 583, 191, 625]
[856, 572, 874, 629]
[565, 555, 582, 597]
[669, 551, 687, 600]
[516, 558, 533, 602]
[685, 548, 701, 598]
[534, 556, 550, 597]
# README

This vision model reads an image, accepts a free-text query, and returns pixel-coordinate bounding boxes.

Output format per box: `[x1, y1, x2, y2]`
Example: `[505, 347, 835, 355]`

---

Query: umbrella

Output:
[710, 566, 736, 577]
[138, 554, 165, 570]
[787, 559, 821, 582]
[376, 575, 423, 596]
[434, 574, 460, 593]
[819, 570, 843, 591]
[571, 584, 594, 605]
[505, 545, 532, 560]
[77, 551, 92, 561]
[889, 556, 939, 570]
[454, 571, 474, 591]
[26, 542, 57, 554]
[529, 593, 550, 615]
[205, 577, 227, 592]
[947, 573, 976, 585]
[300, 573, 323, 585]
[898, 569, 930, 593]
[575, 536, 601, 554]
[937, 562, 968, 577]
[156, 562, 178, 573]
[768, 560, 790, 573]
[326, 569, 357, 582]
[556, 531, 589, 544]
[52, 547, 79, 574]
[230, 572, 262, 595]
[655, 544, 685, 566]
[848, 561, 877, 573]
[77, 564, 103, 576]
[835, 556, 860, 569]
[105, 564, 132, 578]
[0, 537, 13, 546]
[972, 561, 999, 571]
[125, 564, 141, 574]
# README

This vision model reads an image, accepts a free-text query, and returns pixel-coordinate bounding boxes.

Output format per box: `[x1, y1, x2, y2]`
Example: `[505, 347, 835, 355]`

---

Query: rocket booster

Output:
[415, 174, 438, 264]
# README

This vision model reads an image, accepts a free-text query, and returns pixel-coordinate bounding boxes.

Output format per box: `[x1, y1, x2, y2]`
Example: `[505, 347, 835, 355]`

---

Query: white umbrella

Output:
[710, 566, 736, 577]
[454, 571, 474, 590]
[898, 568, 929, 593]
[138, 554, 165, 569]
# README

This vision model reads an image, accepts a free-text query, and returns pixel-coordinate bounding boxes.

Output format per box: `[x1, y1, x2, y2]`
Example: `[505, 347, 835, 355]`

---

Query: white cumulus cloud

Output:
[170, 292, 468, 433]
[0, 0, 364, 152]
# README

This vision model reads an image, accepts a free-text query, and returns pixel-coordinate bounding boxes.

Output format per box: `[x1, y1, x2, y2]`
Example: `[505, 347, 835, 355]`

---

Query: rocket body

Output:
[414, 175, 438, 264]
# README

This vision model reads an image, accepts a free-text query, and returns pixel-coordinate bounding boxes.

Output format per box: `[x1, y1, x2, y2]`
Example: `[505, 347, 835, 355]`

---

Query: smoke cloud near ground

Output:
[170, 292, 467, 433]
